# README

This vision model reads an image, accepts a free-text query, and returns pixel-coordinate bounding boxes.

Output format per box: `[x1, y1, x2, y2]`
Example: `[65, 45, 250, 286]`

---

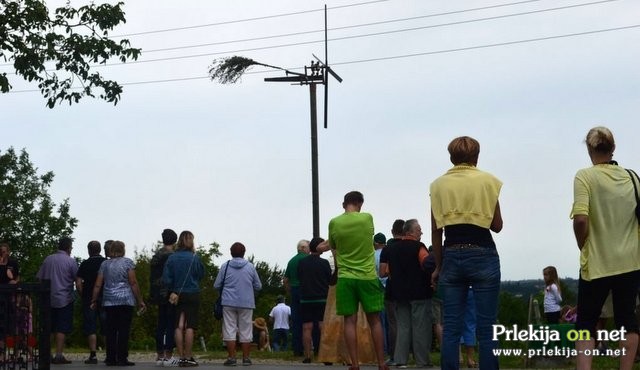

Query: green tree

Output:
[0, 0, 141, 107]
[0, 147, 77, 280]
[497, 291, 528, 328]
[250, 257, 285, 320]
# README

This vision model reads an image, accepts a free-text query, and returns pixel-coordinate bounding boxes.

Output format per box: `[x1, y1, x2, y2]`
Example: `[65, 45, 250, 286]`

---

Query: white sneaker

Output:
[163, 357, 180, 367]
[156, 358, 166, 367]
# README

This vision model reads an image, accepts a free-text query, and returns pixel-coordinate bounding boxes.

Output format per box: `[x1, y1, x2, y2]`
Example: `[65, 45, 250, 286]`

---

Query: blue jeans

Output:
[460, 289, 477, 346]
[440, 247, 500, 370]
[272, 328, 289, 351]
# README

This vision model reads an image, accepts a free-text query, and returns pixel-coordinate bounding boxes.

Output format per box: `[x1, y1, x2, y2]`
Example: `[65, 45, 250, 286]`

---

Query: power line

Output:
[141, 0, 619, 54]
[7, 24, 639, 93]
[331, 24, 640, 66]
[111, 0, 390, 38]
[97, 0, 628, 67]
[0, 0, 622, 69]
[142, 0, 618, 54]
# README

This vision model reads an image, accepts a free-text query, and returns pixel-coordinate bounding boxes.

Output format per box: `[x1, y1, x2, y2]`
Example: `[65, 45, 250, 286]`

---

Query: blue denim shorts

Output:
[82, 301, 105, 336]
[52, 302, 74, 334]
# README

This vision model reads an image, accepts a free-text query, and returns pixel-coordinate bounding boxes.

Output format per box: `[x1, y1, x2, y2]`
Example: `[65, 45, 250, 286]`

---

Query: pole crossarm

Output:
[264, 75, 323, 84]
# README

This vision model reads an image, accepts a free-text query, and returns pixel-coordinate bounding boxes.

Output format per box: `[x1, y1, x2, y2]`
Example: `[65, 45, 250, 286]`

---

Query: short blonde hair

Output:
[585, 126, 615, 154]
[110, 240, 125, 257]
[448, 136, 480, 165]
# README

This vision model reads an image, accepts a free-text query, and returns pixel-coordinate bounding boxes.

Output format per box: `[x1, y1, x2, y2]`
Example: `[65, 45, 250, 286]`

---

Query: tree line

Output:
[1, 146, 576, 351]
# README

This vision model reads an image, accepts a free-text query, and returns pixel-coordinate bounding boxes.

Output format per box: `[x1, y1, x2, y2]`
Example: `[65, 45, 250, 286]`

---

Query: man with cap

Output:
[269, 295, 291, 352]
[150, 229, 178, 366]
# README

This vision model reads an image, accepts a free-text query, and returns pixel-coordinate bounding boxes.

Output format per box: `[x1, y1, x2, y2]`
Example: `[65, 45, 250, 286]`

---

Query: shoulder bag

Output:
[214, 262, 230, 320]
[626, 169, 640, 224]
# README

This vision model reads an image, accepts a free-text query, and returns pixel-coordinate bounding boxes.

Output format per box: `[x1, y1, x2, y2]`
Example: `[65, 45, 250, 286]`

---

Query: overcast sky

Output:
[2, 0, 639, 280]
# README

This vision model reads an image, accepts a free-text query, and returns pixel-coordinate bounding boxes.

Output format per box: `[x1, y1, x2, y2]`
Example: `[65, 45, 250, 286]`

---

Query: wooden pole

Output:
[310, 82, 320, 238]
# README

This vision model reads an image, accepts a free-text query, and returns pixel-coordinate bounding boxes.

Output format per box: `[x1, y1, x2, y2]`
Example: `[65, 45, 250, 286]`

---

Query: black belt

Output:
[446, 243, 481, 250]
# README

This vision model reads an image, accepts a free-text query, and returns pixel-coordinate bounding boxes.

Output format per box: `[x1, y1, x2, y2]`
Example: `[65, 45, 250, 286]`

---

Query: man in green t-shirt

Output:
[318, 191, 387, 370]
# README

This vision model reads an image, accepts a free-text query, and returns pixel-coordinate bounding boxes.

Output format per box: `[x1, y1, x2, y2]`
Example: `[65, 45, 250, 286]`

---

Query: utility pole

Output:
[264, 62, 331, 237]
[209, 6, 341, 238]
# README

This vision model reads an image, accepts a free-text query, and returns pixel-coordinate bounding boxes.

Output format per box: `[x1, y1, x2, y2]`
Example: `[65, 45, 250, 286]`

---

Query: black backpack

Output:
[149, 251, 171, 304]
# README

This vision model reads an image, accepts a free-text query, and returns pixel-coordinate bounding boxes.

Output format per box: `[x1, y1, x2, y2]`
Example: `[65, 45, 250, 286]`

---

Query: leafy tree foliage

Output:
[497, 291, 529, 329]
[0, 0, 140, 107]
[250, 257, 285, 320]
[0, 147, 77, 280]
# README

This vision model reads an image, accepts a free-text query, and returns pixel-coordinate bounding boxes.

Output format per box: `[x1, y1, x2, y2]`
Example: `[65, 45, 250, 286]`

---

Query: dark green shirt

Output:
[284, 252, 308, 287]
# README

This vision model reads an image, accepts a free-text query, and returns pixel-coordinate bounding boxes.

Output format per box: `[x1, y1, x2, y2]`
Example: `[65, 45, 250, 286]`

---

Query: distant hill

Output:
[501, 278, 578, 303]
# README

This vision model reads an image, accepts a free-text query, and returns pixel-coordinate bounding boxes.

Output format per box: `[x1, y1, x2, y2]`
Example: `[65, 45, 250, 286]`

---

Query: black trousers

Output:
[104, 305, 133, 363]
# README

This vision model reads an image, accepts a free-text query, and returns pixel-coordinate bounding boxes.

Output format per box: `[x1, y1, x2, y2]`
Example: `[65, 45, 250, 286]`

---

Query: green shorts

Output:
[335, 278, 384, 316]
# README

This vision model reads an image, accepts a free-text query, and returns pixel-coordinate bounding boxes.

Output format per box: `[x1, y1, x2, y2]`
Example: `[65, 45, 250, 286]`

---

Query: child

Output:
[543, 266, 562, 324]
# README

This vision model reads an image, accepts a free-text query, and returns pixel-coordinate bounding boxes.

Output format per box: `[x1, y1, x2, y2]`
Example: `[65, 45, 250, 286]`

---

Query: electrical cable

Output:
[6, 24, 638, 93]
[53, 0, 633, 68]
[0, 0, 623, 69]
[111, 0, 390, 38]
[140, 0, 620, 54]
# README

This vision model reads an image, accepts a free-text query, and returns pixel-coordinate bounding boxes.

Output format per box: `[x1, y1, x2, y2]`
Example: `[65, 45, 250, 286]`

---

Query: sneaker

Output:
[385, 359, 397, 366]
[302, 358, 311, 364]
[397, 365, 408, 369]
[84, 357, 98, 365]
[164, 357, 180, 367]
[51, 356, 72, 365]
[182, 358, 198, 367]
[156, 358, 166, 366]
[242, 358, 252, 366]
[223, 358, 237, 366]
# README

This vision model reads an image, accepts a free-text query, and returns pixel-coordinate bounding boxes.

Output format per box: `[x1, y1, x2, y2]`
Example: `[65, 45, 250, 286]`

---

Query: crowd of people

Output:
[1, 127, 639, 370]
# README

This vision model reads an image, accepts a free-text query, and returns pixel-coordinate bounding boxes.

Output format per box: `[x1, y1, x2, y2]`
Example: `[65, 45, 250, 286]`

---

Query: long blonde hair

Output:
[543, 266, 561, 293]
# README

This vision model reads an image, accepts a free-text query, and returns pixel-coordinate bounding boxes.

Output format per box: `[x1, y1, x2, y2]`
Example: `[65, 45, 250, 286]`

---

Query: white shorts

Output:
[222, 306, 254, 343]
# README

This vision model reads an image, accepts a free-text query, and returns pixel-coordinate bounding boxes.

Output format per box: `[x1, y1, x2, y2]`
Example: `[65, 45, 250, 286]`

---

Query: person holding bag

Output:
[213, 242, 262, 366]
[571, 126, 640, 370]
[162, 231, 204, 367]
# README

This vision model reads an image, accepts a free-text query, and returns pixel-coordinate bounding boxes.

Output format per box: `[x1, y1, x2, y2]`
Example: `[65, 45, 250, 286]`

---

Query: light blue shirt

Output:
[98, 257, 136, 306]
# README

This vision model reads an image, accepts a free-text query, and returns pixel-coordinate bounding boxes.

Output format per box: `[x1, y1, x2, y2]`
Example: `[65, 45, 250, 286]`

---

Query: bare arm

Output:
[128, 269, 146, 309]
[490, 200, 503, 233]
[75, 277, 83, 297]
[573, 215, 589, 250]
[379, 262, 389, 278]
[316, 240, 331, 253]
[283, 277, 291, 295]
[90, 274, 104, 309]
[431, 210, 443, 288]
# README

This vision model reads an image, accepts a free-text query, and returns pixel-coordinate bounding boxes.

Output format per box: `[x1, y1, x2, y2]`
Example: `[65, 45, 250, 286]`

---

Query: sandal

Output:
[467, 360, 478, 368]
